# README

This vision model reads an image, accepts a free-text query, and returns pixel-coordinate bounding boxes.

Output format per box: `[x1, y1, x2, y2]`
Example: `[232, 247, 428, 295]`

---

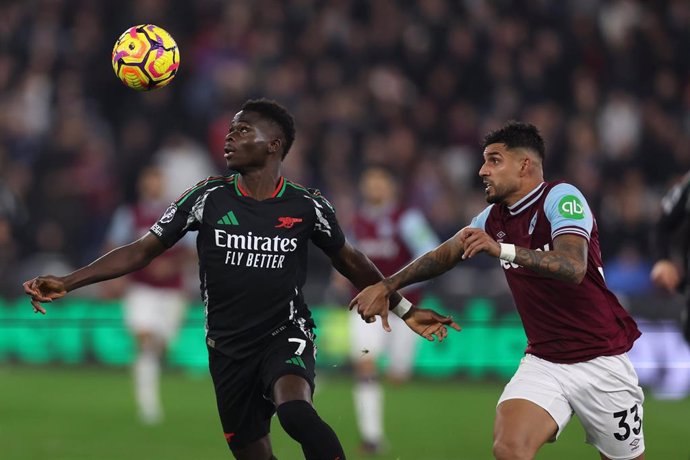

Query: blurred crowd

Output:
[1, 0, 689, 299]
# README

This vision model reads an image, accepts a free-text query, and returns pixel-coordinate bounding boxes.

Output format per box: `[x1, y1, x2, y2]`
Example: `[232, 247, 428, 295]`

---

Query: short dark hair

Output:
[241, 98, 296, 159]
[482, 121, 545, 160]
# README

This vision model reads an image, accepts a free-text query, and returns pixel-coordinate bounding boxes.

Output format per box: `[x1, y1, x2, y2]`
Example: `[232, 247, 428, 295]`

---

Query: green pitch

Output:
[0, 366, 687, 459]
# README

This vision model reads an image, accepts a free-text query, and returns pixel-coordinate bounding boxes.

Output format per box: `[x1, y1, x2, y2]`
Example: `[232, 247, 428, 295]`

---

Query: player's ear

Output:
[519, 154, 532, 175]
[268, 138, 282, 155]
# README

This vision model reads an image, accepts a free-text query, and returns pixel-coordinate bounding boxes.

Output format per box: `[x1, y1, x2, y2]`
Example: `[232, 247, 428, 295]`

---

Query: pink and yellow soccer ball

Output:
[111, 24, 180, 91]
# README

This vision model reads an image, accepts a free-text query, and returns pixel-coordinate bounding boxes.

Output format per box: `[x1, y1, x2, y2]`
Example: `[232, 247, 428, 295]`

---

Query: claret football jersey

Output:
[150, 174, 345, 359]
[469, 181, 641, 363]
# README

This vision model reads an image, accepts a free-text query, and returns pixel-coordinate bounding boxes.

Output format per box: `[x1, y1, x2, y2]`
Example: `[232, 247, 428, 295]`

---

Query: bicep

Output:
[137, 232, 169, 260]
[552, 234, 588, 265]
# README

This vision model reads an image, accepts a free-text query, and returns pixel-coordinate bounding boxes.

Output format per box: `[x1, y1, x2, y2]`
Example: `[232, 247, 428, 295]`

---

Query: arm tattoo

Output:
[513, 236, 586, 283]
[387, 238, 463, 290]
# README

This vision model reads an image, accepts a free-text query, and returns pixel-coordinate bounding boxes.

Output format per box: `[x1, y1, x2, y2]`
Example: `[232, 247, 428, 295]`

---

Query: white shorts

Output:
[349, 310, 417, 377]
[124, 284, 187, 341]
[498, 353, 645, 460]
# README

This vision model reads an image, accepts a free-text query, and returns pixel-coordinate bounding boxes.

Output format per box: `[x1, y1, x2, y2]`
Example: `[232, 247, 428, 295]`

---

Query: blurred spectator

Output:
[650, 171, 690, 344]
[102, 165, 194, 424]
[0, 0, 689, 302]
[330, 165, 440, 455]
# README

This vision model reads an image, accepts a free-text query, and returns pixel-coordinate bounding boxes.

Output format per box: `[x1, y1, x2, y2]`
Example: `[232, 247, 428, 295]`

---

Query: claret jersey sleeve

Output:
[543, 183, 594, 241]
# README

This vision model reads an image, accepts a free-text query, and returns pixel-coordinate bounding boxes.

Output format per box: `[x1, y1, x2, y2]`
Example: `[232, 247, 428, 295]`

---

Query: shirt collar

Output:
[507, 182, 547, 216]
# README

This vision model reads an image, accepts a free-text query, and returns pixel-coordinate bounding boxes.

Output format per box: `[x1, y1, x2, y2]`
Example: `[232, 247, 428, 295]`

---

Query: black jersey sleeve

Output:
[149, 177, 224, 248]
[653, 172, 690, 260]
[307, 189, 346, 254]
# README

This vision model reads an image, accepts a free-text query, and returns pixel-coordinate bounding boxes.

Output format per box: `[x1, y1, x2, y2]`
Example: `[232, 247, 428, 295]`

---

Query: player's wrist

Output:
[499, 243, 516, 263]
[391, 297, 413, 318]
[381, 277, 397, 293]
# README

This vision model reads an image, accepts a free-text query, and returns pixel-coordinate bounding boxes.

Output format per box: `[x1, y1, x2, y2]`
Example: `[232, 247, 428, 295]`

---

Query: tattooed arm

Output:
[349, 229, 466, 321]
[514, 235, 587, 283]
[382, 229, 466, 292]
[462, 229, 588, 284]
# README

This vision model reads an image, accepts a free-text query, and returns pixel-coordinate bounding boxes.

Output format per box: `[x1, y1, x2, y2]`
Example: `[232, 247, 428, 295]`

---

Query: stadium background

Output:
[1, 0, 689, 459]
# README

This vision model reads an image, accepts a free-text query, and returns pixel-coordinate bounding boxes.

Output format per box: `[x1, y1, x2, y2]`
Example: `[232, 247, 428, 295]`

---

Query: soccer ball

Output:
[111, 24, 180, 91]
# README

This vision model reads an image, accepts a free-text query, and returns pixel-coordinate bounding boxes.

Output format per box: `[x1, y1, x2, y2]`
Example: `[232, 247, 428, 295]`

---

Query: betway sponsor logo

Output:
[214, 229, 298, 252]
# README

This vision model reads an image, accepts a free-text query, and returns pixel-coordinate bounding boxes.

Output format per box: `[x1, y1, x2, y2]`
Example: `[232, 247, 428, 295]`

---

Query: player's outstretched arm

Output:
[328, 241, 403, 331]
[329, 241, 461, 340]
[349, 230, 465, 322]
[23, 233, 168, 314]
[402, 306, 461, 342]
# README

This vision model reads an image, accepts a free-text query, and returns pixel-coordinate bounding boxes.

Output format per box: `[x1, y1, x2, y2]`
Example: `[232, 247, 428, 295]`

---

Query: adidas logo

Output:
[285, 356, 306, 369]
[217, 211, 239, 225]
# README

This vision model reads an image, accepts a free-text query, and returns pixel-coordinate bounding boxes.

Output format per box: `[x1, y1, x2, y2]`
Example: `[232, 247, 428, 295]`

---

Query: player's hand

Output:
[461, 228, 501, 259]
[650, 260, 681, 293]
[349, 281, 393, 332]
[22, 276, 67, 314]
[403, 306, 461, 342]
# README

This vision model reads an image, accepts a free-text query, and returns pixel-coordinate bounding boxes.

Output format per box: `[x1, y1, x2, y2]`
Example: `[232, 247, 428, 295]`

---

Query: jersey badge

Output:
[275, 216, 303, 229]
[558, 195, 585, 219]
[528, 211, 538, 235]
[160, 204, 177, 224]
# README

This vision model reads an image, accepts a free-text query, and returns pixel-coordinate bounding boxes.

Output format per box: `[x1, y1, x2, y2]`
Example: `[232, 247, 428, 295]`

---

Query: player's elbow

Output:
[573, 271, 586, 285]
[569, 263, 587, 284]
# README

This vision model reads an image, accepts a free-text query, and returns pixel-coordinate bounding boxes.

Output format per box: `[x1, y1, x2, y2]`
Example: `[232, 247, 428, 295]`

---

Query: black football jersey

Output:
[150, 174, 346, 359]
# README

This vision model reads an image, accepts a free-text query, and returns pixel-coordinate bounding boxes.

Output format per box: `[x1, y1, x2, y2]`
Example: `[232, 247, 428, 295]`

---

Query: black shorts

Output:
[208, 323, 317, 449]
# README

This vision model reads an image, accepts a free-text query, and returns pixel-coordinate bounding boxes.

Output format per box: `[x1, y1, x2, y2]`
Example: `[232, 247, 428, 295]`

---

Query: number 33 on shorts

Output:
[612, 404, 642, 442]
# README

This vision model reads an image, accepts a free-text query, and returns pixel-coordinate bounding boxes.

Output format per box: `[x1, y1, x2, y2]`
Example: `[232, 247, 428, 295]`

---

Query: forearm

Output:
[512, 246, 585, 283]
[331, 244, 403, 305]
[62, 242, 155, 291]
[385, 239, 463, 292]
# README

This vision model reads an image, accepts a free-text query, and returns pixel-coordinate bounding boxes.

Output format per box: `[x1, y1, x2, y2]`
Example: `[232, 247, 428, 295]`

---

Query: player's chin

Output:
[225, 157, 239, 170]
[485, 191, 503, 204]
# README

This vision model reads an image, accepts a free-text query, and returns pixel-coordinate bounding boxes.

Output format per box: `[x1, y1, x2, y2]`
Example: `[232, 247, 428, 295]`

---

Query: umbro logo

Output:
[217, 211, 239, 225]
[496, 231, 506, 241]
[275, 216, 303, 229]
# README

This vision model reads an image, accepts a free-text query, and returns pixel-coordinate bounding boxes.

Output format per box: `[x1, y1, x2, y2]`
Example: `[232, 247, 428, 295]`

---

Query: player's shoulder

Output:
[284, 179, 336, 210]
[173, 175, 232, 205]
[543, 181, 593, 224]
[544, 181, 588, 208]
[469, 204, 495, 230]
[281, 178, 319, 196]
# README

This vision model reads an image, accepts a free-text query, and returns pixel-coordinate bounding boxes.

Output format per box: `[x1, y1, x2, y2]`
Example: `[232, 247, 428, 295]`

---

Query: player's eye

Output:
[240, 127, 249, 133]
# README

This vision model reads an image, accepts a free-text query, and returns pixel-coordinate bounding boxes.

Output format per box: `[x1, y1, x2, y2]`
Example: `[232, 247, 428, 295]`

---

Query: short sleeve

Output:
[308, 192, 346, 254]
[544, 183, 593, 240]
[150, 178, 219, 247]
[468, 205, 494, 231]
